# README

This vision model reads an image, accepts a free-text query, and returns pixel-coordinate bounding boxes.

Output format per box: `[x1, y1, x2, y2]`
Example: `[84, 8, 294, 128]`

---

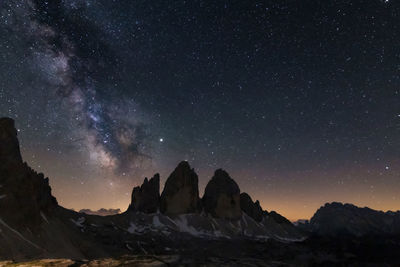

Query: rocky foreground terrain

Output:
[1, 117, 400, 266]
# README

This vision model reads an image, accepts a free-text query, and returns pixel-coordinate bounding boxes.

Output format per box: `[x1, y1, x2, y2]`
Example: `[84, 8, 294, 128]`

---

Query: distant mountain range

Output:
[79, 208, 121, 216]
[0, 117, 399, 265]
[308, 202, 400, 236]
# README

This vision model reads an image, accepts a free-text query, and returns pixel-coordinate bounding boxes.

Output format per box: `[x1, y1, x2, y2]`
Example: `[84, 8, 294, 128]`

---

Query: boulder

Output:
[202, 169, 241, 219]
[160, 161, 201, 215]
[240, 193, 263, 222]
[129, 173, 160, 213]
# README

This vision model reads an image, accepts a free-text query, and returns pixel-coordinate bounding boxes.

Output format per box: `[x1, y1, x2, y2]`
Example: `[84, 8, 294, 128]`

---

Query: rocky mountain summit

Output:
[309, 202, 400, 236]
[124, 162, 302, 241]
[203, 169, 242, 219]
[160, 161, 201, 214]
[128, 162, 296, 229]
[129, 174, 160, 213]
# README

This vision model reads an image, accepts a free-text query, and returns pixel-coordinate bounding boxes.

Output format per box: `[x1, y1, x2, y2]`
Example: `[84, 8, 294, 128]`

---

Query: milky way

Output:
[2, 0, 151, 175]
[0, 0, 399, 220]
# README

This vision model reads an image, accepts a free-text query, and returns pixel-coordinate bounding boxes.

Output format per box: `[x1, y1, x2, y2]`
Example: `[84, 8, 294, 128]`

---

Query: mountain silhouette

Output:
[1, 117, 400, 265]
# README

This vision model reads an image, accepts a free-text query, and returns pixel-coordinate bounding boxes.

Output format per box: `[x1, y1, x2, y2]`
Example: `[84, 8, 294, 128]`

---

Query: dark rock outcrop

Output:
[268, 211, 292, 225]
[240, 193, 263, 222]
[129, 174, 160, 213]
[0, 118, 57, 230]
[160, 161, 201, 214]
[202, 169, 241, 219]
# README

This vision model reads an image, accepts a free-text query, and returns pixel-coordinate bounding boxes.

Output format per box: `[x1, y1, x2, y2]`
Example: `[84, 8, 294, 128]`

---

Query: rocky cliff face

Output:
[129, 174, 160, 213]
[202, 169, 241, 219]
[240, 193, 264, 222]
[0, 118, 58, 230]
[160, 161, 201, 215]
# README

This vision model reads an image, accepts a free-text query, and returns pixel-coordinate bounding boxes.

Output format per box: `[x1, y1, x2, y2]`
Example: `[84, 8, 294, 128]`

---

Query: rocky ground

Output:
[2, 234, 400, 266]
[0, 256, 280, 267]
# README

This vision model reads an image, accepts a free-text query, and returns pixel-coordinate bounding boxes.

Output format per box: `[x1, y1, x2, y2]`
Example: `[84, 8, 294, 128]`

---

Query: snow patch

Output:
[127, 223, 138, 234]
[40, 212, 49, 224]
[174, 215, 203, 236]
[164, 215, 178, 226]
[152, 215, 163, 228]
[126, 243, 133, 251]
[128, 216, 171, 236]
[275, 236, 307, 242]
[173, 214, 225, 238]
[137, 241, 148, 254]
[128, 222, 149, 234]
[70, 217, 85, 227]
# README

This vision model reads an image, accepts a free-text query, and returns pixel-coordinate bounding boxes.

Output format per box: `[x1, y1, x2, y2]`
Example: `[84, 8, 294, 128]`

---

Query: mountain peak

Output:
[160, 161, 201, 214]
[310, 202, 400, 236]
[129, 173, 160, 213]
[203, 169, 241, 219]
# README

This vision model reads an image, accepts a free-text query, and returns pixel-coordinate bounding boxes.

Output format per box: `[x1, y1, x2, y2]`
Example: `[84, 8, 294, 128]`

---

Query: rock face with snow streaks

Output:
[202, 169, 241, 219]
[160, 161, 201, 215]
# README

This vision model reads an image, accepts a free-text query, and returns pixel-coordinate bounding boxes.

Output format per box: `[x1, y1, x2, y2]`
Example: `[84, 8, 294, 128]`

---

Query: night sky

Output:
[0, 0, 399, 220]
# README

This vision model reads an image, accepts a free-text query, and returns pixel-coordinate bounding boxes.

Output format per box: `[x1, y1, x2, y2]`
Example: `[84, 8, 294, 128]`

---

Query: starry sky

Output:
[0, 0, 399, 220]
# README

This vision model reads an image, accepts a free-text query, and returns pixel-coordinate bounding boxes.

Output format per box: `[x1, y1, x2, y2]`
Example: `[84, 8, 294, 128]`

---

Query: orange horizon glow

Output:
[21, 147, 400, 221]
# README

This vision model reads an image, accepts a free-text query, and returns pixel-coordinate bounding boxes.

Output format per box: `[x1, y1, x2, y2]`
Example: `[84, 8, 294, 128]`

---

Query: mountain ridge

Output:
[2, 117, 400, 265]
[308, 201, 400, 236]
[0, 117, 303, 261]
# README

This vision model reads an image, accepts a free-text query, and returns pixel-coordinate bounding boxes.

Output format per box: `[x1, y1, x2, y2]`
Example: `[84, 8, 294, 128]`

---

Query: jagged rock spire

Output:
[129, 173, 160, 213]
[240, 193, 264, 222]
